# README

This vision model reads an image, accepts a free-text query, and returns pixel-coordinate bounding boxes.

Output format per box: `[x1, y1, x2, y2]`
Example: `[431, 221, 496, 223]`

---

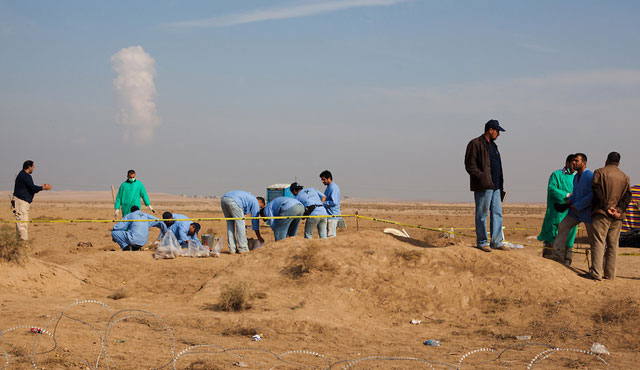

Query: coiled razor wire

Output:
[457, 347, 498, 369]
[527, 347, 612, 369]
[492, 342, 555, 369]
[174, 346, 327, 369]
[29, 299, 113, 369]
[338, 356, 439, 369]
[277, 349, 332, 369]
[0, 299, 618, 370]
[102, 309, 177, 370]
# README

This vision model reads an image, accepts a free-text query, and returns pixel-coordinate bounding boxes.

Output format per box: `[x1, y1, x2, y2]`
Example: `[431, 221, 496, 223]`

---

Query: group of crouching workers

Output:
[110, 170, 341, 254]
[537, 152, 633, 281]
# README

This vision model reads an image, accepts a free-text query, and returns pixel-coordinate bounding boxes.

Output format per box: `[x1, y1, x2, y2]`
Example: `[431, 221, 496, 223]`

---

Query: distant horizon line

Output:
[0, 189, 545, 205]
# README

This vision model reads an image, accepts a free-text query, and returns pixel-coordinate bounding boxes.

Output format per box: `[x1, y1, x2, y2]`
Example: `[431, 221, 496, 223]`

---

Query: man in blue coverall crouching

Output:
[111, 206, 166, 251]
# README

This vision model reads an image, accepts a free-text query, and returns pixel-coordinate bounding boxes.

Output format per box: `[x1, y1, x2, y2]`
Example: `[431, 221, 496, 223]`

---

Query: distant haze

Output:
[1, 1, 639, 202]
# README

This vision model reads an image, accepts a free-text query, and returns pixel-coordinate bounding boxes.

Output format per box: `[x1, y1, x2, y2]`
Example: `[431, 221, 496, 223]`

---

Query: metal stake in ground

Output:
[355, 211, 359, 231]
[111, 185, 118, 219]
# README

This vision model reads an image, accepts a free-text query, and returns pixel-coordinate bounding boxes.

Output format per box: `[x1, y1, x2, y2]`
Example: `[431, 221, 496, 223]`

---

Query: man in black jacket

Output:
[12, 160, 52, 240]
[464, 120, 507, 252]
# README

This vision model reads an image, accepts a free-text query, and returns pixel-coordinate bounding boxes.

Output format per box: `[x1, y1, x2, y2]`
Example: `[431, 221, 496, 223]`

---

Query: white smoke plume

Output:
[111, 45, 160, 144]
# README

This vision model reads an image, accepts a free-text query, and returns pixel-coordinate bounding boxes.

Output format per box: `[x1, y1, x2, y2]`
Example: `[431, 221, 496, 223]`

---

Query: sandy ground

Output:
[1, 192, 639, 369]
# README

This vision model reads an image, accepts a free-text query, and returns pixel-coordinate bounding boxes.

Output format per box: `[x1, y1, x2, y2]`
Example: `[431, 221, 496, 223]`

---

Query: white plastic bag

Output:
[590, 342, 610, 355]
[187, 240, 210, 257]
[154, 231, 182, 259]
[211, 237, 222, 257]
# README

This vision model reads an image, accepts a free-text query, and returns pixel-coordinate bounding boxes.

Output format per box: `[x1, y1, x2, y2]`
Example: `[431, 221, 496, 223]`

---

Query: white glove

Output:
[149, 205, 155, 213]
[115, 209, 120, 218]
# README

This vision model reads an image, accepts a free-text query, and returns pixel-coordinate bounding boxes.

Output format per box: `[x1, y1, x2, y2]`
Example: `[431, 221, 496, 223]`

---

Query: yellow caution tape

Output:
[355, 216, 596, 256]
[1, 214, 358, 224]
[2, 213, 637, 257]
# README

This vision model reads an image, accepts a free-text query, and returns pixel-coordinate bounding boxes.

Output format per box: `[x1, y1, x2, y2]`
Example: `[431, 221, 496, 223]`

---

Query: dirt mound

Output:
[0, 259, 85, 295]
[1, 204, 639, 370]
[191, 231, 585, 312]
[4, 230, 637, 347]
[168, 231, 638, 350]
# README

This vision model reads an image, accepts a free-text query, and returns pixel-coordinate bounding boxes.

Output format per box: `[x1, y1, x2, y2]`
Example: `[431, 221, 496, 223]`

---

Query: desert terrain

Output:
[1, 191, 639, 369]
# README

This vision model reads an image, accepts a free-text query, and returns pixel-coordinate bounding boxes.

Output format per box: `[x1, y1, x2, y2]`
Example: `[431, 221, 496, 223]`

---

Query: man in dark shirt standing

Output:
[464, 120, 507, 252]
[586, 152, 632, 280]
[12, 160, 52, 240]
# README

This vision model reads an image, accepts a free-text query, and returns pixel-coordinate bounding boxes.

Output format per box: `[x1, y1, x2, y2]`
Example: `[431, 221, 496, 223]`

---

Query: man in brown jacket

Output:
[585, 152, 632, 280]
[464, 119, 507, 252]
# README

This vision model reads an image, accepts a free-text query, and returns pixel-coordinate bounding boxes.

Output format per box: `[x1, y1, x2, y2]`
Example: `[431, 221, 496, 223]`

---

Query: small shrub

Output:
[394, 250, 422, 262]
[593, 298, 640, 324]
[282, 246, 334, 279]
[32, 215, 56, 221]
[217, 281, 251, 311]
[253, 291, 267, 299]
[184, 360, 223, 370]
[108, 287, 129, 300]
[0, 225, 29, 264]
[221, 325, 258, 336]
[483, 295, 525, 313]
[291, 300, 306, 310]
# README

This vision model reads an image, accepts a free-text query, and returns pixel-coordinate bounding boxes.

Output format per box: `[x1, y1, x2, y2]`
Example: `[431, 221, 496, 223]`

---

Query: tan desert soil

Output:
[1, 192, 639, 369]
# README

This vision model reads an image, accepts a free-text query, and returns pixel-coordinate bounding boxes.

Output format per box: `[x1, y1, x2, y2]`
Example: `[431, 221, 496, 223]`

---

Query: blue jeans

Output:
[221, 196, 249, 253]
[111, 230, 132, 250]
[474, 189, 503, 248]
[327, 217, 338, 238]
[304, 217, 327, 239]
[272, 204, 304, 241]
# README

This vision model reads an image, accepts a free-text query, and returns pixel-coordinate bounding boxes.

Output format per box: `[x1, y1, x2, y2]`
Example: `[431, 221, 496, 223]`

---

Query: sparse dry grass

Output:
[108, 287, 129, 300]
[282, 246, 335, 279]
[593, 297, 640, 324]
[32, 215, 56, 221]
[183, 360, 223, 370]
[214, 281, 252, 311]
[0, 225, 29, 264]
[528, 319, 579, 341]
[221, 325, 259, 336]
[394, 249, 422, 262]
[291, 300, 306, 310]
[591, 297, 640, 349]
[483, 294, 525, 313]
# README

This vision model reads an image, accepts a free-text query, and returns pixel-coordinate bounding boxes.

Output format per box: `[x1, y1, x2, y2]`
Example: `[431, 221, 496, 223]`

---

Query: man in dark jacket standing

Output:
[12, 160, 52, 240]
[465, 120, 507, 252]
[586, 152, 632, 280]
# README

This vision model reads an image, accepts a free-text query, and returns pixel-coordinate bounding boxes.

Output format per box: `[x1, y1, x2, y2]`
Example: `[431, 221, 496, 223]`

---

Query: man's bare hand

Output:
[42, 184, 52, 190]
[607, 207, 622, 218]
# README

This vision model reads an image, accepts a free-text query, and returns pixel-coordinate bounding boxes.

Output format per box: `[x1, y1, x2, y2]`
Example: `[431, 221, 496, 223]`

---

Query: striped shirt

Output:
[622, 184, 640, 231]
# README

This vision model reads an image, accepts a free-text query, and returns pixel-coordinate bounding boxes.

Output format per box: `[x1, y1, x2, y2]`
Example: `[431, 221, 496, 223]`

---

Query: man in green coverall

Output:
[114, 170, 154, 218]
[538, 154, 577, 260]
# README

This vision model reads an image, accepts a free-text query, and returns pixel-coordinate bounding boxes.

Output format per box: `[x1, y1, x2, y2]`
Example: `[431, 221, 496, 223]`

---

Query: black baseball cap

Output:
[290, 182, 304, 191]
[485, 119, 505, 132]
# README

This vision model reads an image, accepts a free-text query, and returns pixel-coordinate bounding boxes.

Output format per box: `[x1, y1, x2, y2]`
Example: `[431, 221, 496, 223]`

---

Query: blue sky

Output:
[1, 0, 639, 201]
